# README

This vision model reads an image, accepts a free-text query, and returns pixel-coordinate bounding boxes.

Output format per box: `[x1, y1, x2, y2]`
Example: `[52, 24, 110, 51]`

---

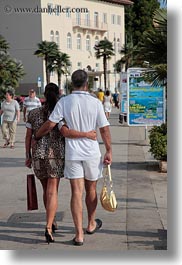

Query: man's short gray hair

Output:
[71, 70, 88, 88]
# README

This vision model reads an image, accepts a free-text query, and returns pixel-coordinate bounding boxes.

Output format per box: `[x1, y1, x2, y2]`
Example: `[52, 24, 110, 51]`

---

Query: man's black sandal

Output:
[86, 219, 102, 234]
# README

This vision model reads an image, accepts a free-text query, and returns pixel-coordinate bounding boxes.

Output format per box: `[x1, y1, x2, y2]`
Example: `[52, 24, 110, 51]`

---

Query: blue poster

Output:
[128, 69, 165, 126]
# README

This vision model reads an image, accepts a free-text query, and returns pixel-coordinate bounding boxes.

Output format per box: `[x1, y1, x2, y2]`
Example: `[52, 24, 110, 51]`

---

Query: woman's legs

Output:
[1, 121, 9, 144]
[40, 179, 48, 209]
[40, 178, 60, 230]
[105, 112, 109, 119]
[46, 178, 60, 230]
[9, 121, 17, 146]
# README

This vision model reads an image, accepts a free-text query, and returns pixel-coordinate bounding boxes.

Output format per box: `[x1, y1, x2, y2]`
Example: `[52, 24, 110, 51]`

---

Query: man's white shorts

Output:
[64, 157, 103, 181]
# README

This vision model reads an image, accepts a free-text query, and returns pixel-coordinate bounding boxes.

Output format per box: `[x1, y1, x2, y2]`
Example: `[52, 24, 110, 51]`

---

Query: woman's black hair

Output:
[105, 90, 110, 96]
[43, 83, 59, 121]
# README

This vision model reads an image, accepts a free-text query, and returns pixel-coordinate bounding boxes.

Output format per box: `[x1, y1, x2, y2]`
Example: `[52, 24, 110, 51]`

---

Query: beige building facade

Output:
[0, 0, 132, 94]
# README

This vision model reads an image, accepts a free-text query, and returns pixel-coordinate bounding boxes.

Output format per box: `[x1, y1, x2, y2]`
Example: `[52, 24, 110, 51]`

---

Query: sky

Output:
[158, 0, 167, 8]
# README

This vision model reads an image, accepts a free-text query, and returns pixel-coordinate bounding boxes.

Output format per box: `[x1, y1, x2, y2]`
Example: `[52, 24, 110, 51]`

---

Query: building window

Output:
[85, 12, 90, 26]
[86, 35, 91, 51]
[95, 63, 100, 71]
[111, 14, 116, 24]
[94, 12, 99, 28]
[103, 13, 107, 24]
[95, 36, 99, 46]
[67, 33, 72, 49]
[77, 62, 82, 69]
[76, 12, 81, 25]
[55, 31, 60, 47]
[50, 30, 54, 42]
[117, 15, 121, 25]
[77, 34, 81, 50]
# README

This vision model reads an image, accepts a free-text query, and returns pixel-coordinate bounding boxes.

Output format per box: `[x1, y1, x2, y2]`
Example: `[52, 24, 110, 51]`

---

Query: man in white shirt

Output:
[35, 70, 112, 246]
[23, 89, 41, 122]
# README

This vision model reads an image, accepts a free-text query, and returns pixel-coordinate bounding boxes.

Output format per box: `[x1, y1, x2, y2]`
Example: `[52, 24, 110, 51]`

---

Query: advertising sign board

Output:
[127, 68, 165, 126]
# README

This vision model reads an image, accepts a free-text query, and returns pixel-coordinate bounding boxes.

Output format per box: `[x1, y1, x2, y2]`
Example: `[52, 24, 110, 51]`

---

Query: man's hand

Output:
[103, 150, 112, 165]
[86, 130, 97, 140]
[36, 120, 56, 139]
[100, 126, 112, 165]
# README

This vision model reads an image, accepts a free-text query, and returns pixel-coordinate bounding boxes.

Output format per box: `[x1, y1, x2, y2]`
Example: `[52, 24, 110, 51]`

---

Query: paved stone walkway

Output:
[0, 108, 167, 250]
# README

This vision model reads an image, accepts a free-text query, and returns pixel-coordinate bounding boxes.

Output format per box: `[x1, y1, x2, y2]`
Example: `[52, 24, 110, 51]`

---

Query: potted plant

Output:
[149, 123, 167, 172]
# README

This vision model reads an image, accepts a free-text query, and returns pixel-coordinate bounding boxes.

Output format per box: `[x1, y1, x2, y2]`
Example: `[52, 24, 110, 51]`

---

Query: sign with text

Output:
[120, 72, 127, 113]
[127, 68, 165, 126]
[37, 76, 41, 88]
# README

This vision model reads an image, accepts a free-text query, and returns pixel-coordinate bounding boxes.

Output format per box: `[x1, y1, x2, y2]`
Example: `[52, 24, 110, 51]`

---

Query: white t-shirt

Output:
[23, 96, 41, 119]
[49, 91, 110, 160]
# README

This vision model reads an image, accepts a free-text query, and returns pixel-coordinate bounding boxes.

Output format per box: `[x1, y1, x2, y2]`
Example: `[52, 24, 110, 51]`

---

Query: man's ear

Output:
[85, 82, 89, 91]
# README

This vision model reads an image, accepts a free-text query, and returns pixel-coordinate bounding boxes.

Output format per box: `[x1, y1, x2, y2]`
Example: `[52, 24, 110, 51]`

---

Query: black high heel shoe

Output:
[52, 222, 58, 233]
[45, 227, 55, 244]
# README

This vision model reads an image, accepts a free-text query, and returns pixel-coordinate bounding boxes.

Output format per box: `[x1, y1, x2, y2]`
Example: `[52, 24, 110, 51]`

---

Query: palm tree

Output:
[136, 8, 167, 85]
[0, 35, 9, 53]
[0, 52, 25, 100]
[34, 41, 59, 84]
[114, 41, 138, 72]
[48, 52, 71, 88]
[153, 8, 167, 34]
[0, 36, 25, 100]
[94, 38, 115, 91]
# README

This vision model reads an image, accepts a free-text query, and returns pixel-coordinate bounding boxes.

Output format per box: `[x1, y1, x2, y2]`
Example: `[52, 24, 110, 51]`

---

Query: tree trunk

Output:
[103, 56, 107, 91]
[45, 59, 50, 84]
[58, 73, 61, 88]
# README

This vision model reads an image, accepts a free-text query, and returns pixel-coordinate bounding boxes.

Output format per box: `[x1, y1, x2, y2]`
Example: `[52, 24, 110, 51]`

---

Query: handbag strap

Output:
[107, 164, 112, 182]
[103, 165, 113, 189]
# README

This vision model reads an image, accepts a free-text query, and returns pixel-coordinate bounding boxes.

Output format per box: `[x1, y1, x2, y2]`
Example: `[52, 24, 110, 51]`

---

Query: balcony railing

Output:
[73, 19, 108, 32]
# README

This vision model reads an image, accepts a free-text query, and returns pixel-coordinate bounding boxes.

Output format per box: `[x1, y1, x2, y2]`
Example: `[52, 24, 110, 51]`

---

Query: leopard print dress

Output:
[27, 106, 65, 179]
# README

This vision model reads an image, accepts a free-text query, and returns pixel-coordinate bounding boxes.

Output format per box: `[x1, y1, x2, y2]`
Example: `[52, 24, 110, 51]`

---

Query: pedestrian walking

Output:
[97, 88, 104, 103]
[35, 70, 112, 246]
[103, 90, 113, 119]
[25, 83, 96, 244]
[113, 90, 120, 109]
[0, 90, 20, 148]
[23, 89, 41, 122]
[59, 88, 65, 99]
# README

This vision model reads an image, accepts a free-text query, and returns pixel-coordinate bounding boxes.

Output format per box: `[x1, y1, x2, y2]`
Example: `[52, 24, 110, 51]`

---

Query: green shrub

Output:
[149, 123, 167, 161]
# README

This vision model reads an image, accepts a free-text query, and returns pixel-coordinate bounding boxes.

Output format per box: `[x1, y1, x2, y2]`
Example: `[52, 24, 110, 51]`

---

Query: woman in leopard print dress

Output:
[25, 83, 96, 243]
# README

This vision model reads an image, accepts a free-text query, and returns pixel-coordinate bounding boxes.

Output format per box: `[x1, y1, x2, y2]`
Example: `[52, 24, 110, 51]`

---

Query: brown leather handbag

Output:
[27, 173, 38, 211]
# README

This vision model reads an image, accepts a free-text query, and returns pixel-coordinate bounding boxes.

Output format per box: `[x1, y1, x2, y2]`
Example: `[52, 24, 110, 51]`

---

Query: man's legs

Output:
[70, 178, 84, 242]
[84, 179, 98, 232]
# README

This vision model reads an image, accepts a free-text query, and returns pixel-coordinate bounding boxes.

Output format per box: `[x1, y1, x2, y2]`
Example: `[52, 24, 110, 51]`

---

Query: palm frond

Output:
[144, 64, 167, 86]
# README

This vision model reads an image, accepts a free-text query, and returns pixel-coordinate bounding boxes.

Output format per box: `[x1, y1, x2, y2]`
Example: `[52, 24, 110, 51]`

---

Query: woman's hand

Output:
[86, 130, 97, 140]
[25, 158, 32, 168]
